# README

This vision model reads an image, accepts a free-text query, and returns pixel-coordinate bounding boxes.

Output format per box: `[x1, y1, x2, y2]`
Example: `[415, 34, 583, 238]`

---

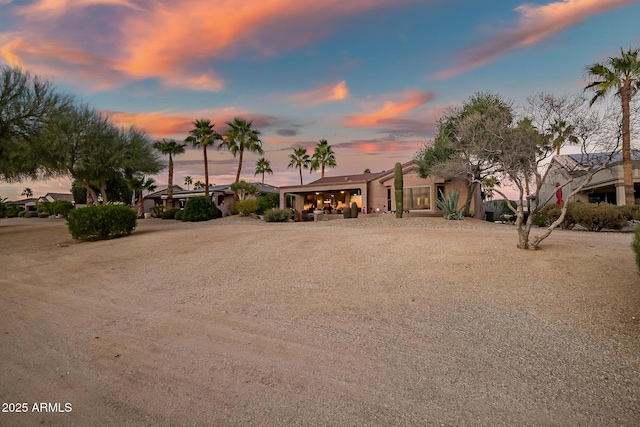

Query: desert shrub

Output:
[235, 199, 258, 216]
[151, 205, 165, 217]
[571, 203, 627, 231]
[540, 203, 577, 230]
[174, 209, 184, 221]
[38, 212, 50, 218]
[532, 212, 548, 227]
[618, 205, 640, 221]
[51, 200, 74, 217]
[264, 208, 293, 222]
[182, 196, 221, 222]
[343, 205, 352, 218]
[436, 190, 463, 220]
[632, 224, 640, 274]
[36, 200, 52, 214]
[67, 205, 137, 241]
[161, 208, 180, 219]
[256, 193, 279, 215]
[25, 211, 39, 218]
[351, 202, 359, 218]
[18, 210, 27, 217]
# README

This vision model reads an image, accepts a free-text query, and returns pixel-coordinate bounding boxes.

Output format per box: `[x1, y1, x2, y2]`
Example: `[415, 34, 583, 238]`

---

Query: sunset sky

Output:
[1, 0, 639, 200]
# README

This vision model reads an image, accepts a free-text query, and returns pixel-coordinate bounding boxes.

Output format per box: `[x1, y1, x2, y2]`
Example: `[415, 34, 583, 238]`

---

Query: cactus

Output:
[351, 202, 359, 218]
[394, 162, 403, 218]
[343, 205, 352, 219]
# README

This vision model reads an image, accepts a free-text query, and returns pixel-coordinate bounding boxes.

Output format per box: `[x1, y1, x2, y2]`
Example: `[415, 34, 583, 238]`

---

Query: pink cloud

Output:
[344, 89, 435, 127]
[290, 81, 349, 105]
[434, 0, 638, 79]
[16, 0, 140, 18]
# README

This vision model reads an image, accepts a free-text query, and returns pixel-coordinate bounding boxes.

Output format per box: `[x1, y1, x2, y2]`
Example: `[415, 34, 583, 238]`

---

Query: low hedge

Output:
[174, 209, 184, 221]
[161, 208, 180, 219]
[25, 211, 39, 218]
[182, 197, 221, 222]
[537, 202, 628, 231]
[51, 200, 74, 217]
[67, 205, 137, 241]
[264, 208, 293, 222]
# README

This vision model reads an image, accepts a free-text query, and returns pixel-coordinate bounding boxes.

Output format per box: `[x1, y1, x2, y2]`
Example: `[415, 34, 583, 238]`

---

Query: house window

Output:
[403, 186, 431, 210]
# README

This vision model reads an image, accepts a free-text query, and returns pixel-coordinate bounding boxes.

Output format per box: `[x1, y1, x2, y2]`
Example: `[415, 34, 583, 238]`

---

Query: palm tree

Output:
[548, 119, 579, 155]
[288, 147, 311, 185]
[128, 176, 156, 218]
[585, 47, 640, 205]
[153, 138, 185, 207]
[219, 118, 263, 192]
[364, 168, 371, 174]
[254, 157, 273, 184]
[311, 139, 337, 178]
[185, 119, 222, 198]
[21, 187, 33, 198]
[184, 175, 192, 191]
[193, 180, 205, 190]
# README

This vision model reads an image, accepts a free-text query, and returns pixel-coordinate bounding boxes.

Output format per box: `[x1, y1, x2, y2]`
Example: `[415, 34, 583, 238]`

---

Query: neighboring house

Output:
[7, 197, 39, 211]
[538, 151, 640, 206]
[279, 160, 481, 218]
[146, 183, 279, 212]
[144, 185, 184, 212]
[38, 193, 74, 204]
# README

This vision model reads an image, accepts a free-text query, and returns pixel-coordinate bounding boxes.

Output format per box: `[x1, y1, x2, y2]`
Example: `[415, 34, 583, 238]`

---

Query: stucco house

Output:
[538, 151, 640, 206]
[279, 160, 481, 218]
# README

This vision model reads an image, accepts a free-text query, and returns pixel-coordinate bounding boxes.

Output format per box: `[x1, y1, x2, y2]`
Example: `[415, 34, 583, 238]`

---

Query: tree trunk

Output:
[137, 191, 144, 218]
[167, 153, 174, 203]
[99, 177, 108, 204]
[322, 165, 325, 178]
[463, 180, 474, 216]
[234, 147, 244, 202]
[203, 146, 209, 198]
[262, 172, 265, 184]
[621, 83, 635, 205]
[299, 166, 303, 185]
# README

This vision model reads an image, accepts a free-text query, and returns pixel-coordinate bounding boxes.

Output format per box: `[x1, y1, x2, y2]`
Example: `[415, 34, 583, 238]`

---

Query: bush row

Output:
[536, 202, 629, 231]
[67, 205, 137, 241]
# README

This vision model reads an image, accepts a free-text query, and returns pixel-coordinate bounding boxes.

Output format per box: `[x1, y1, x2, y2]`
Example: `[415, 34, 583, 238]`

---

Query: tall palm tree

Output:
[311, 139, 337, 178]
[184, 175, 192, 191]
[585, 47, 640, 205]
[219, 118, 263, 190]
[288, 147, 311, 185]
[153, 138, 185, 206]
[548, 119, 579, 155]
[254, 157, 273, 184]
[21, 187, 33, 198]
[185, 119, 222, 198]
[128, 176, 156, 218]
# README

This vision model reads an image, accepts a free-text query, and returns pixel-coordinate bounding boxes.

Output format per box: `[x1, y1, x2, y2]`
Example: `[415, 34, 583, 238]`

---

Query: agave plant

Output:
[436, 189, 463, 220]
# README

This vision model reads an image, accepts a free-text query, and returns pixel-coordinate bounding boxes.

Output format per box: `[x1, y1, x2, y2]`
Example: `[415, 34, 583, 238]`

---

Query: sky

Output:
[1, 0, 639, 200]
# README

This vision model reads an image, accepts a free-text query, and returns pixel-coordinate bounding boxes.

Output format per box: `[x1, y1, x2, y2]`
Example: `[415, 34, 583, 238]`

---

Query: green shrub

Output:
[174, 209, 184, 221]
[618, 205, 640, 221]
[5, 204, 24, 218]
[18, 210, 27, 217]
[256, 193, 279, 215]
[236, 199, 258, 216]
[264, 208, 293, 222]
[181, 196, 221, 222]
[38, 212, 50, 218]
[343, 205, 352, 219]
[25, 211, 39, 218]
[51, 200, 74, 217]
[532, 212, 548, 227]
[36, 200, 52, 214]
[161, 208, 180, 219]
[540, 203, 576, 230]
[632, 224, 640, 274]
[67, 205, 137, 241]
[571, 202, 627, 231]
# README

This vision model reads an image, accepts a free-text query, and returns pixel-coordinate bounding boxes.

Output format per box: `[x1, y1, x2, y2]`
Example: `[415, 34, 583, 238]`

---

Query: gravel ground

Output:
[0, 216, 638, 426]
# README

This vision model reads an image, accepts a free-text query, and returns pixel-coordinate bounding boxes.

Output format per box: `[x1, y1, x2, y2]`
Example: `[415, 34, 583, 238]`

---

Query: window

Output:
[403, 186, 431, 210]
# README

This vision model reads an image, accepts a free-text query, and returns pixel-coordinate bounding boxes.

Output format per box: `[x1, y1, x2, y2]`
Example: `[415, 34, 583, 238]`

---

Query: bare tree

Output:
[489, 93, 621, 250]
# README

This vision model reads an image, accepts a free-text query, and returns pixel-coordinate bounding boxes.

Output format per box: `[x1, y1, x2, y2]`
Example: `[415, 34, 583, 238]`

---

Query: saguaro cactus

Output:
[394, 162, 403, 218]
